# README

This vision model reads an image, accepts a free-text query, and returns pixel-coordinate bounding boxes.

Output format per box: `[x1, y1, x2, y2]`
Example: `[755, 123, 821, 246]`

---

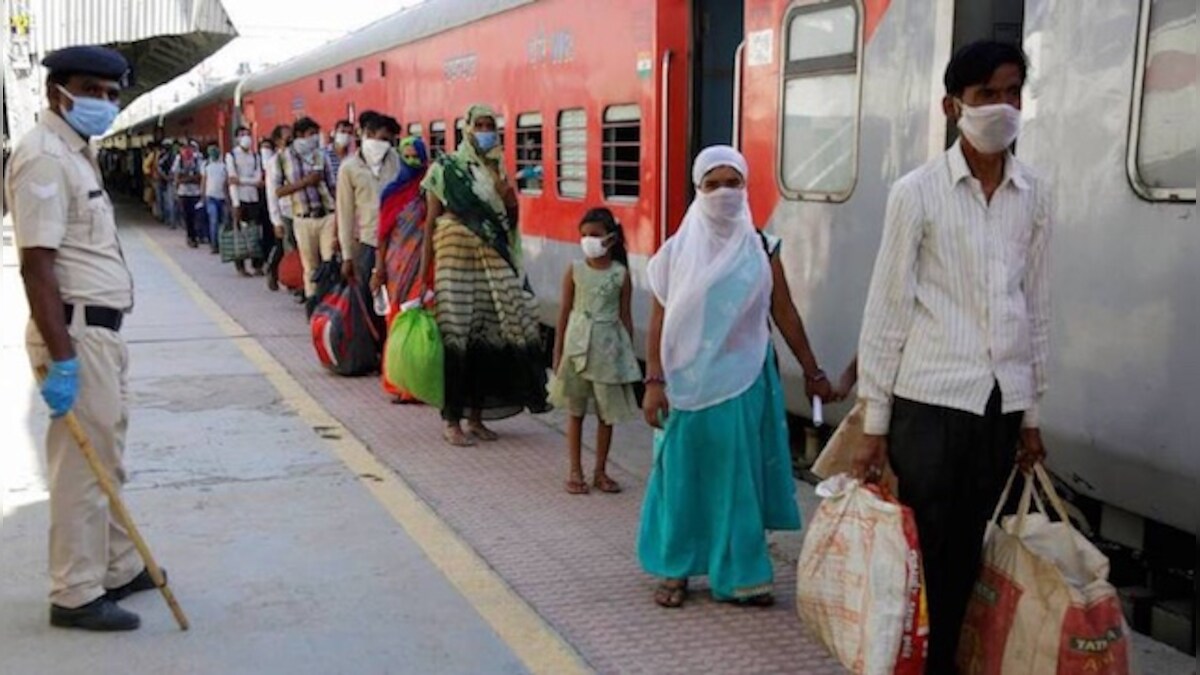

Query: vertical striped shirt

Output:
[859, 140, 1052, 435]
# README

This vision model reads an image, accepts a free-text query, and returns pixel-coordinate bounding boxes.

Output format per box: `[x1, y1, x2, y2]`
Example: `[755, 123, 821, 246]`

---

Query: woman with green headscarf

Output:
[420, 104, 550, 446]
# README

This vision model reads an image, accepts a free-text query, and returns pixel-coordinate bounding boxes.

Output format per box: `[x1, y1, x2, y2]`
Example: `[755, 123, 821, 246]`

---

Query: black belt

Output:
[299, 207, 329, 218]
[64, 304, 123, 332]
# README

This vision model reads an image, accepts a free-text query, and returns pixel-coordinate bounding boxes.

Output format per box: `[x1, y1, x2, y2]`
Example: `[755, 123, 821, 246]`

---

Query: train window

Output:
[336, 73, 343, 89]
[454, 118, 465, 149]
[356, 67, 363, 84]
[602, 104, 641, 200]
[779, 1, 862, 201]
[318, 78, 325, 93]
[380, 61, 387, 78]
[557, 108, 588, 199]
[1128, 0, 1197, 202]
[516, 112, 544, 195]
[429, 121, 447, 157]
[407, 122, 423, 141]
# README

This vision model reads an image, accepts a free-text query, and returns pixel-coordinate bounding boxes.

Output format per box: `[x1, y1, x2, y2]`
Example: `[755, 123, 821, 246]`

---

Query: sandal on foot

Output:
[565, 477, 590, 495]
[466, 424, 499, 442]
[592, 474, 622, 494]
[443, 428, 475, 447]
[654, 580, 688, 609]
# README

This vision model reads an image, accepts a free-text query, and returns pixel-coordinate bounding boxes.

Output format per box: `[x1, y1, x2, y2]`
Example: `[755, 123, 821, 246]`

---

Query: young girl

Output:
[549, 208, 642, 494]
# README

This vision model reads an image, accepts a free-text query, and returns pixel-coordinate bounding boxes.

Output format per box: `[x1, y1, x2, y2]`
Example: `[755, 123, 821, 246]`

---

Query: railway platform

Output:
[1, 204, 1192, 674]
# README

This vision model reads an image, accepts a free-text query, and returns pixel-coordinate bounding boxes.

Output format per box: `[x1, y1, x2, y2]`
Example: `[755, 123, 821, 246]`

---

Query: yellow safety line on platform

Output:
[137, 228, 592, 675]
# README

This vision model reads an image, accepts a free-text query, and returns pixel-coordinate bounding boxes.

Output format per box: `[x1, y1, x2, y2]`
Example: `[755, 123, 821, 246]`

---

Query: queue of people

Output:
[14, 41, 1056, 675]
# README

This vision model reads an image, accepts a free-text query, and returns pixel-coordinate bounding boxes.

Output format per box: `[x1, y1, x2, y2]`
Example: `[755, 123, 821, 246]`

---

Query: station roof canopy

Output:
[35, 0, 238, 105]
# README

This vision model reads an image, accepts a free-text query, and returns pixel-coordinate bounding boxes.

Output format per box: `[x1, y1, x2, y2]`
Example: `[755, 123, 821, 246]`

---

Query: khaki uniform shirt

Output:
[5, 112, 134, 314]
[336, 149, 400, 256]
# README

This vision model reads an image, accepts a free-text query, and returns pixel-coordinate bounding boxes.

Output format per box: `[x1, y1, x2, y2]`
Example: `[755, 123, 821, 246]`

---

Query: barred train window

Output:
[516, 113, 544, 194]
[407, 122, 423, 141]
[602, 104, 641, 199]
[557, 109, 588, 199]
[429, 121, 446, 157]
[779, 1, 861, 201]
[454, 118, 465, 149]
[1128, 0, 1197, 201]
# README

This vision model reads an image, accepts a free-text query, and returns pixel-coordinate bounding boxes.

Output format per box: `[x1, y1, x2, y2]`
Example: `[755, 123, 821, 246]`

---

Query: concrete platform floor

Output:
[1, 205, 1192, 674]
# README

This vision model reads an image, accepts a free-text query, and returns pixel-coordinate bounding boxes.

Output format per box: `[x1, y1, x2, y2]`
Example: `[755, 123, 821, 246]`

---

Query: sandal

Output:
[733, 593, 776, 608]
[443, 427, 475, 447]
[466, 423, 499, 442]
[592, 474, 622, 494]
[565, 475, 590, 495]
[654, 579, 688, 609]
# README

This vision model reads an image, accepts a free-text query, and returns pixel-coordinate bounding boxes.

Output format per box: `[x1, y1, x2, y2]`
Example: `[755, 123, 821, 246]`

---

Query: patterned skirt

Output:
[433, 215, 550, 421]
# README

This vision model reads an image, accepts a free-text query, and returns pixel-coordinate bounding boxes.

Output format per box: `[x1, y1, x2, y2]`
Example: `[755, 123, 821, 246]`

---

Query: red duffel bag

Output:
[278, 250, 304, 291]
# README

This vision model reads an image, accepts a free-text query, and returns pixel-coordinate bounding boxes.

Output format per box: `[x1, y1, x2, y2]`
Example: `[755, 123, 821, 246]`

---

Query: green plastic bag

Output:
[386, 308, 444, 409]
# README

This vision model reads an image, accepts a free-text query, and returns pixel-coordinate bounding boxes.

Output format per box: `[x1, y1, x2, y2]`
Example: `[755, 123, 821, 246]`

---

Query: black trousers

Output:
[237, 201, 271, 269]
[179, 196, 203, 243]
[887, 385, 1021, 675]
[355, 244, 386, 346]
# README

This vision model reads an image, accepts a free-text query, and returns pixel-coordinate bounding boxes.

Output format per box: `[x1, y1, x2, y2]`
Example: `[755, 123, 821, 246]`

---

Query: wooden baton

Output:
[37, 367, 190, 630]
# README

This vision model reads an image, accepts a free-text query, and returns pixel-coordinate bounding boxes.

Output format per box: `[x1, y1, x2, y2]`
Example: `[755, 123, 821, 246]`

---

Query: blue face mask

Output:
[473, 131, 498, 152]
[56, 85, 120, 138]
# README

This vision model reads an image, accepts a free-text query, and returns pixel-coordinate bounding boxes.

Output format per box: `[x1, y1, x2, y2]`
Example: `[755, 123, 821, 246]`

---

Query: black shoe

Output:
[50, 597, 140, 631]
[104, 567, 164, 603]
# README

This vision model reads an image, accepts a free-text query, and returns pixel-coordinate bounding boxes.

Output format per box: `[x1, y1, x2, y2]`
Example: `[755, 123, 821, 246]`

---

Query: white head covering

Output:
[646, 146, 773, 411]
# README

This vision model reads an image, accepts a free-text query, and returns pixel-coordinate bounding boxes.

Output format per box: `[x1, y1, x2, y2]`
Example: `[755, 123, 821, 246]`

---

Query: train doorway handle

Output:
[659, 49, 672, 246]
[732, 40, 746, 150]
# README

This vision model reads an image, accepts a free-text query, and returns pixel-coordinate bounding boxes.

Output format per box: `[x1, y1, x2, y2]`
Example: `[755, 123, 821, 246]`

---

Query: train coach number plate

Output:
[747, 29, 773, 67]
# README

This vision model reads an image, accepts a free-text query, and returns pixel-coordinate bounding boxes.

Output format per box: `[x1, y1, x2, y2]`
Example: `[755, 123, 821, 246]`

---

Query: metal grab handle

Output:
[659, 49, 672, 247]
[732, 40, 746, 150]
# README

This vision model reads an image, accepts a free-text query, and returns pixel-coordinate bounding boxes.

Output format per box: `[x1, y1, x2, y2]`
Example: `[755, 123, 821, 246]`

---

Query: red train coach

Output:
[119, 0, 890, 403]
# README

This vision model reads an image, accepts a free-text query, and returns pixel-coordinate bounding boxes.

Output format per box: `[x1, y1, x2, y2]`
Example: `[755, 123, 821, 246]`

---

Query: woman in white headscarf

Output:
[637, 146, 834, 608]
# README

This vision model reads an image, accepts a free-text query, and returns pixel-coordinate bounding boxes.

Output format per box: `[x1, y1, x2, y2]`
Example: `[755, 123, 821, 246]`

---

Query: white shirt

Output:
[264, 151, 289, 226]
[225, 147, 262, 206]
[172, 154, 204, 197]
[202, 160, 228, 199]
[858, 141, 1052, 435]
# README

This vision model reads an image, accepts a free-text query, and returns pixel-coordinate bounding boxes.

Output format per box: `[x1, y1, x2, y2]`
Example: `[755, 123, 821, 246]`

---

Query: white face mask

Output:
[238, 135, 252, 150]
[293, 136, 318, 156]
[261, 148, 275, 162]
[697, 187, 748, 223]
[361, 138, 391, 166]
[956, 101, 1021, 154]
[334, 131, 351, 148]
[580, 235, 611, 259]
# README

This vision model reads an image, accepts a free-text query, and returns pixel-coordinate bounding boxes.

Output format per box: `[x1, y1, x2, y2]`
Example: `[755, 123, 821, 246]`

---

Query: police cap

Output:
[42, 45, 132, 87]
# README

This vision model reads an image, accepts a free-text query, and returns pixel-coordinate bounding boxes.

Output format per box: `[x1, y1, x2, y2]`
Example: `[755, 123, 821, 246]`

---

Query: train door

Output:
[690, 0, 745, 166]
[945, 0, 1025, 146]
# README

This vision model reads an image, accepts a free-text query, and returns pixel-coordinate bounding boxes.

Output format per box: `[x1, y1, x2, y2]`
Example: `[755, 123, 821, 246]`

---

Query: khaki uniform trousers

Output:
[27, 315, 141, 609]
[293, 213, 336, 298]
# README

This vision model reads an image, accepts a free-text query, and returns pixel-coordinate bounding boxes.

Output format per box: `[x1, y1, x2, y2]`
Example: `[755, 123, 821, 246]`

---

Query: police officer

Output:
[6, 45, 163, 632]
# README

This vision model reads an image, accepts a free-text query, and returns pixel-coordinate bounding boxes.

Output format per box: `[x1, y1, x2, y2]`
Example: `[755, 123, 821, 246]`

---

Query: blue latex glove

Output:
[42, 357, 80, 418]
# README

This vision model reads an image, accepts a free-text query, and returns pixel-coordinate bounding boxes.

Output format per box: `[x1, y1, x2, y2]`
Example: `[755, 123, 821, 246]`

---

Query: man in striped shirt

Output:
[856, 41, 1052, 674]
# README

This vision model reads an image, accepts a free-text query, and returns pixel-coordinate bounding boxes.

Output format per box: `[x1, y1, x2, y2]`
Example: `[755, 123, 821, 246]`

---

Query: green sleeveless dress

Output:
[547, 261, 642, 424]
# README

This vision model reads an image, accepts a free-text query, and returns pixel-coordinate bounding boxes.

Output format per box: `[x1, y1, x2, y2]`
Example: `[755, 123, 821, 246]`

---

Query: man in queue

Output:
[274, 117, 336, 304]
[325, 118, 354, 199]
[6, 45, 163, 632]
[336, 112, 400, 288]
[855, 40, 1052, 673]
[226, 125, 270, 278]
